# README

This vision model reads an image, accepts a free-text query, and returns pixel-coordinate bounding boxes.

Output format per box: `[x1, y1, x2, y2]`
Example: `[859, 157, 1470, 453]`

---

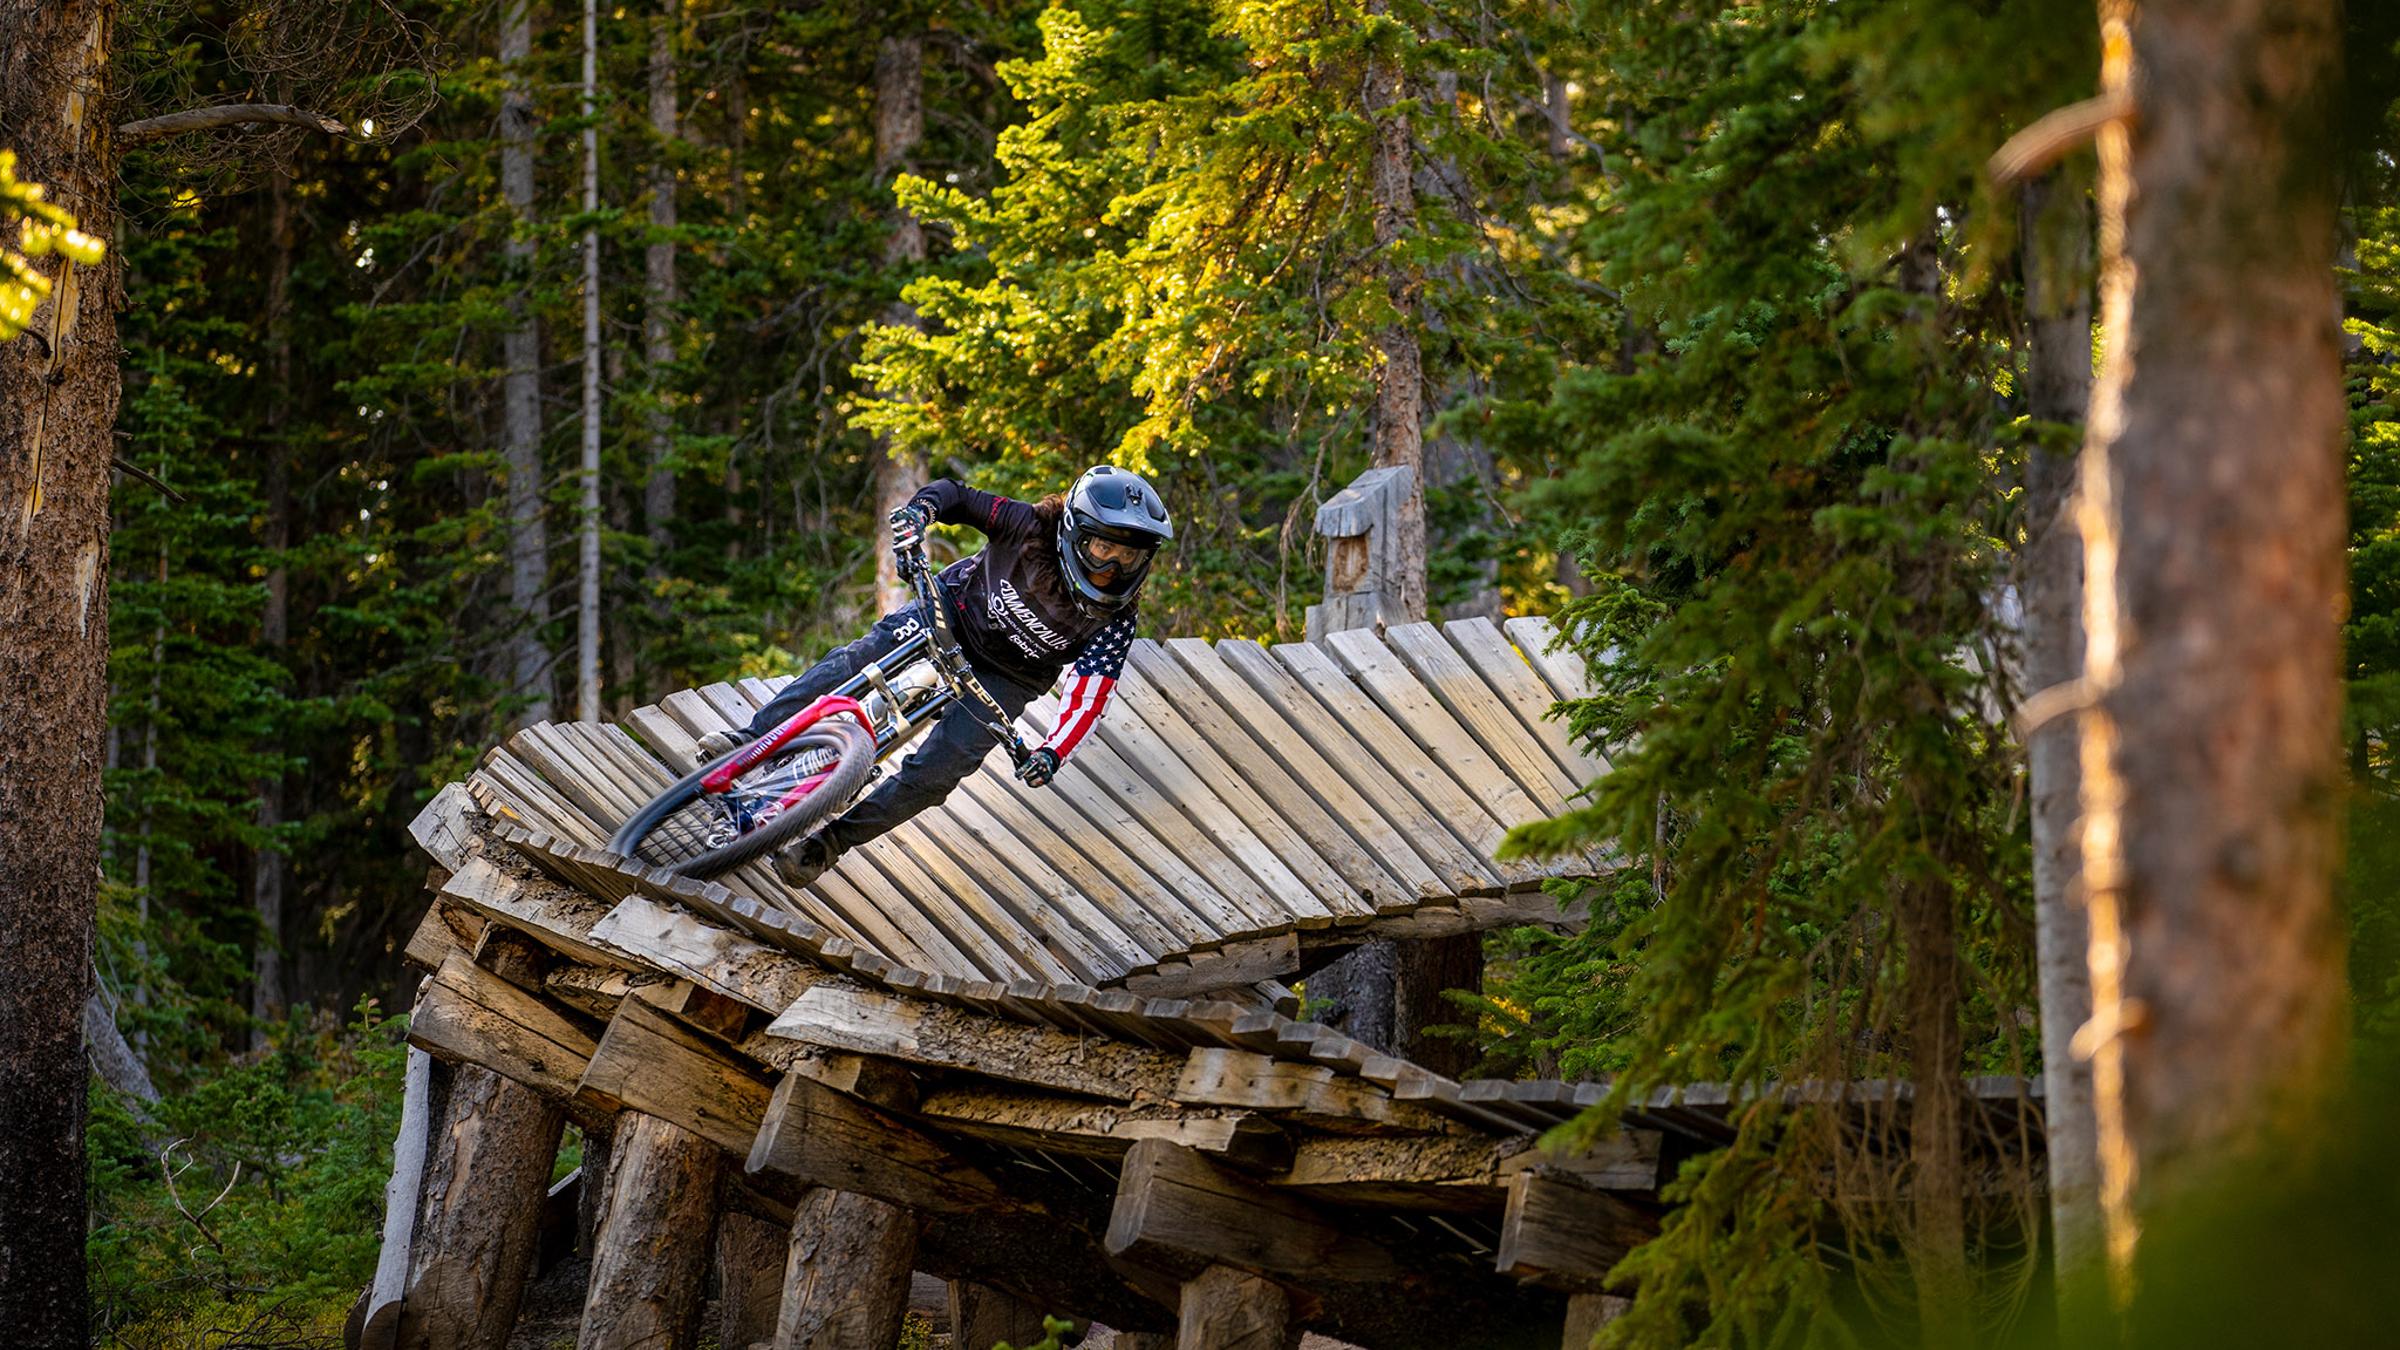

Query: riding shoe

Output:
[774, 834, 837, 889]
[696, 727, 754, 760]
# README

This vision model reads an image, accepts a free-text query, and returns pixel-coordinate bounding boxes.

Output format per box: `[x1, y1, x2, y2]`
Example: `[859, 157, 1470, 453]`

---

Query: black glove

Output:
[889, 503, 930, 553]
[1015, 746, 1059, 788]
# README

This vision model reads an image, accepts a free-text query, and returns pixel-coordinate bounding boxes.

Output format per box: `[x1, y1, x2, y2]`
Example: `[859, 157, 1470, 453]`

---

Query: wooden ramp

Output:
[466, 617, 1615, 995]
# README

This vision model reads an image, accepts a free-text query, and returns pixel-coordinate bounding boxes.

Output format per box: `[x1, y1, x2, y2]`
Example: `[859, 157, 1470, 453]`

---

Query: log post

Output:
[1304, 465, 1417, 642]
[577, 1110, 722, 1350]
[395, 939, 566, 1350]
[1561, 1293, 1631, 1349]
[716, 1206, 788, 1350]
[948, 1280, 1052, 1349]
[773, 1186, 920, 1349]
[1176, 1265, 1292, 1350]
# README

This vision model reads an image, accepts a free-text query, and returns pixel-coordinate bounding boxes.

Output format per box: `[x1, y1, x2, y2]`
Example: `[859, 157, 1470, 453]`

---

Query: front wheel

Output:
[609, 716, 878, 880]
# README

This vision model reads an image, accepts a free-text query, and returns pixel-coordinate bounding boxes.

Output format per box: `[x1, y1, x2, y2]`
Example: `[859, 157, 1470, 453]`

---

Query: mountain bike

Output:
[606, 542, 1032, 879]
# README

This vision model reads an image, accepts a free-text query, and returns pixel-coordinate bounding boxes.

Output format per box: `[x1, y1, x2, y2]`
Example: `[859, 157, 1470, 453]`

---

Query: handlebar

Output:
[897, 542, 1033, 768]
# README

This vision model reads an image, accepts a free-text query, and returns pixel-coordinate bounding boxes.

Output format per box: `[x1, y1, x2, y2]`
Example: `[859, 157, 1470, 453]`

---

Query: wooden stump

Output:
[397, 940, 567, 1350]
[948, 1280, 1051, 1349]
[774, 1187, 919, 1349]
[1177, 1265, 1292, 1350]
[716, 1208, 788, 1350]
[578, 1110, 722, 1350]
[1561, 1293, 1630, 1350]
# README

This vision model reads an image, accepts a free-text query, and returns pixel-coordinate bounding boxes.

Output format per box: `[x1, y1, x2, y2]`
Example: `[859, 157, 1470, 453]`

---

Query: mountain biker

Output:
[696, 465, 1174, 888]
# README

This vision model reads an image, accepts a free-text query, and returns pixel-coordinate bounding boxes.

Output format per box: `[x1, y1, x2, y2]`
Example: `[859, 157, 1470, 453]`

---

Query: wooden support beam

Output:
[747, 1069, 1033, 1216]
[916, 1084, 1291, 1169]
[1495, 1172, 1656, 1291]
[1119, 933, 1300, 999]
[1172, 1048, 1452, 1132]
[407, 952, 597, 1101]
[774, 1187, 919, 1350]
[438, 853, 634, 972]
[765, 982, 1184, 1102]
[402, 900, 484, 973]
[407, 780, 481, 871]
[1107, 1140, 1395, 1286]
[578, 993, 774, 1155]
[590, 892, 822, 1013]
[542, 963, 662, 1021]
[579, 1110, 722, 1350]
[1177, 1265, 1291, 1350]
[1270, 1134, 1509, 1212]
[1497, 1128, 1665, 1193]
[949, 1281, 1054, 1350]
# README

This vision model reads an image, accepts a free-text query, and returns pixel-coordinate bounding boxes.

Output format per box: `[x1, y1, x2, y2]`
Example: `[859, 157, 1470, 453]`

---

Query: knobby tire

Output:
[607, 717, 878, 881]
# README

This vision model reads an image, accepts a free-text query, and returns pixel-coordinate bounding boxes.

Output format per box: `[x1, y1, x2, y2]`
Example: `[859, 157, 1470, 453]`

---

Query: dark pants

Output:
[743, 602, 1041, 859]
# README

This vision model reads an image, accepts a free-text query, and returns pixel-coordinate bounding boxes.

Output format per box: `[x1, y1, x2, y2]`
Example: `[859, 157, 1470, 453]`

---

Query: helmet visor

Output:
[1074, 531, 1156, 590]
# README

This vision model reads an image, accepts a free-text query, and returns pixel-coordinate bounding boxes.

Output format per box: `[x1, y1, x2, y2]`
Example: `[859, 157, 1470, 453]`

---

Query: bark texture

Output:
[578, 1111, 721, 1350]
[500, 0, 551, 723]
[715, 1206, 788, 1350]
[0, 4, 117, 1342]
[1176, 1265, 1291, 1350]
[1899, 881, 1967, 1350]
[1393, 931, 1482, 1079]
[2076, 0, 2348, 1302]
[774, 1187, 919, 1349]
[1363, 0, 1428, 625]
[644, 0, 679, 597]
[396, 1061, 565, 1349]
[948, 1280, 1051, 1349]
[870, 32, 928, 614]
[2017, 166, 2100, 1328]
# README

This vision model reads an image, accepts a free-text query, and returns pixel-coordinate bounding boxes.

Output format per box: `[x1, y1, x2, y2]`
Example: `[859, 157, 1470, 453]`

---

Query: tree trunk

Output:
[1899, 880, 1967, 1350]
[1394, 931, 1482, 1079]
[0, 5, 117, 1342]
[2075, 0, 2348, 1305]
[501, 0, 551, 724]
[1364, 0, 1427, 626]
[579, 1111, 721, 1350]
[870, 33, 927, 614]
[576, 0, 604, 722]
[1304, 941, 1397, 1053]
[775, 1187, 919, 1349]
[252, 167, 295, 1042]
[716, 1205, 788, 1350]
[2017, 166, 2100, 1333]
[644, 0, 679, 616]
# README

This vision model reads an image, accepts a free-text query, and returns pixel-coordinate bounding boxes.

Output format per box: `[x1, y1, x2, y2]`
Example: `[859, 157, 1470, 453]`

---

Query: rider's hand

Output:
[889, 504, 930, 554]
[1015, 746, 1060, 788]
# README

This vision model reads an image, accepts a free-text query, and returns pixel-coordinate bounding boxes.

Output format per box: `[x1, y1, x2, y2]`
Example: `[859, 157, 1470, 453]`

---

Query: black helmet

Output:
[1057, 465, 1173, 613]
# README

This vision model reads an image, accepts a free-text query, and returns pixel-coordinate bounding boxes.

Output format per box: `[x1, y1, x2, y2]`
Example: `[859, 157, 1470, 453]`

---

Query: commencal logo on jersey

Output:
[988, 580, 1071, 653]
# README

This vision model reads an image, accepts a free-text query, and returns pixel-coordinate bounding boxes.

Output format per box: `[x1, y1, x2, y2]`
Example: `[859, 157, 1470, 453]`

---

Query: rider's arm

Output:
[1041, 611, 1138, 762]
[908, 479, 1043, 542]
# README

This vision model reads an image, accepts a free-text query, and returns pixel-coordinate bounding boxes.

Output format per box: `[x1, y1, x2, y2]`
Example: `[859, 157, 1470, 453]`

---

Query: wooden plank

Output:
[543, 963, 664, 1021]
[1124, 649, 1415, 914]
[765, 982, 1184, 1102]
[1177, 1266, 1290, 1350]
[660, 687, 734, 740]
[746, 1069, 1034, 1216]
[1323, 627, 1566, 819]
[1082, 682, 1337, 929]
[1495, 1172, 1656, 1290]
[1441, 617, 1611, 786]
[955, 769, 1210, 953]
[403, 900, 484, 973]
[1149, 640, 1446, 905]
[913, 1085, 1292, 1168]
[408, 953, 597, 1100]
[1106, 1139, 1398, 1283]
[587, 893, 822, 1013]
[1271, 1134, 1512, 1212]
[407, 781, 481, 871]
[1027, 694, 1292, 935]
[1119, 934, 1298, 999]
[1383, 621, 1588, 805]
[1197, 639, 1509, 897]
[437, 854, 634, 972]
[622, 704, 705, 772]
[508, 723, 648, 836]
[1111, 657, 1373, 917]
[1171, 1047, 1450, 1131]
[1245, 641, 1545, 888]
[875, 814, 1090, 983]
[846, 834, 1021, 980]
[475, 750, 608, 846]
[577, 996, 775, 1155]
[939, 782, 1160, 971]
[1503, 616, 1601, 705]
[1497, 1129, 1665, 1193]
[358, 1046, 435, 1350]
[1015, 699, 1264, 940]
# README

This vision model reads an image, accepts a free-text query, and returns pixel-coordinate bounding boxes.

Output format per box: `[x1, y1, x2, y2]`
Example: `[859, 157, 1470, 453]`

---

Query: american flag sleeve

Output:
[1042, 613, 1138, 761]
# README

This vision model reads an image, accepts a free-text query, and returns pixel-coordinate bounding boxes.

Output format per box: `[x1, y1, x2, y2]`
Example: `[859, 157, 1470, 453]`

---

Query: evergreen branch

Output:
[117, 104, 348, 148]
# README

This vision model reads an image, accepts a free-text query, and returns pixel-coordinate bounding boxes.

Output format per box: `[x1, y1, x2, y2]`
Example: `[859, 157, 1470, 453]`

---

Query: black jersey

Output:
[911, 481, 1139, 758]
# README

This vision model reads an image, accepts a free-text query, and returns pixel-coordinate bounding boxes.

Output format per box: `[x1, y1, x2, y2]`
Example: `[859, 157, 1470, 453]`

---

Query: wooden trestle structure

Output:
[361, 617, 2038, 1350]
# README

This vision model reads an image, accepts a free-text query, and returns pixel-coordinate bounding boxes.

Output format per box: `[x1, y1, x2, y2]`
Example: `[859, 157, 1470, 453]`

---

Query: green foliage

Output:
[1, 147, 106, 338]
[992, 1313, 1080, 1350]
[88, 999, 409, 1342]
